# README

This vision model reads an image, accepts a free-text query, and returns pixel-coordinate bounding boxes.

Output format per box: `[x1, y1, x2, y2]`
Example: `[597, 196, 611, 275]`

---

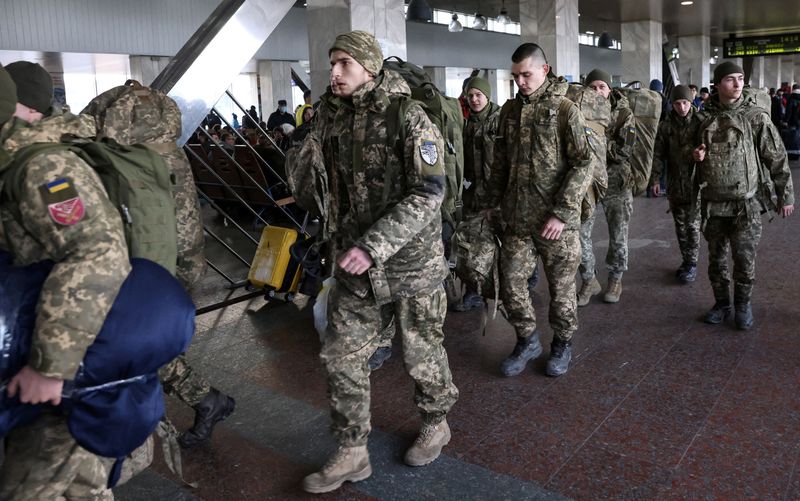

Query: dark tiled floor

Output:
[116, 163, 800, 500]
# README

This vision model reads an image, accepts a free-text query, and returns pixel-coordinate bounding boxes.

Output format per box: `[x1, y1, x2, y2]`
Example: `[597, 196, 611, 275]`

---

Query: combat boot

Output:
[178, 388, 236, 448]
[453, 291, 485, 312]
[546, 339, 572, 377]
[678, 263, 697, 284]
[577, 277, 602, 307]
[603, 277, 622, 303]
[368, 346, 393, 371]
[303, 445, 372, 493]
[404, 419, 451, 466]
[704, 300, 732, 324]
[735, 302, 754, 330]
[500, 332, 543, 377]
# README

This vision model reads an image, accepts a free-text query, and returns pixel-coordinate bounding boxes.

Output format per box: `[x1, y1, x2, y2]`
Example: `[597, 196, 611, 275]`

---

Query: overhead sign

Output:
[723, 33, 800, 58]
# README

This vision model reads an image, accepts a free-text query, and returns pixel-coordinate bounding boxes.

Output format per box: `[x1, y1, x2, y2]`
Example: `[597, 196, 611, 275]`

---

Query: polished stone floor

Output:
[116, 161, 800, 500]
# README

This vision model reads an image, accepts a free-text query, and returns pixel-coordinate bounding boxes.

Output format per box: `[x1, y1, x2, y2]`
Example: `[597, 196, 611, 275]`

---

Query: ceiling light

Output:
[406, 0, 433, 22]
[597, 31, 614, 48]
[497, 8, 511, 24]
[680, 1, 693, 4]
[473, 13, 488, 30]
[586, 30, 594, 34]
[448, 13, 463, 32]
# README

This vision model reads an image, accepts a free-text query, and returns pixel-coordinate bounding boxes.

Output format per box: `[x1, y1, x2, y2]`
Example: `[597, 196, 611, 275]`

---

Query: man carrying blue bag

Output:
[0, 62, 194, 499]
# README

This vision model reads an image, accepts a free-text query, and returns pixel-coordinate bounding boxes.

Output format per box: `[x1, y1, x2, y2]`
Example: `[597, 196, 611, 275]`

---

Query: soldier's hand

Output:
[781, 204, 794, 217]
[693, 144, 706, 162]
[7, 366, 64, 406]
[540, 217, 565, 241]
[338, 247, 374, 275]
[651, 184, 662, 197]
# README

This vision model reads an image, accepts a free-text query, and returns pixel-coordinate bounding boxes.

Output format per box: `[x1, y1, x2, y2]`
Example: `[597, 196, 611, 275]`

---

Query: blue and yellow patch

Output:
[46, 178, 71, 193]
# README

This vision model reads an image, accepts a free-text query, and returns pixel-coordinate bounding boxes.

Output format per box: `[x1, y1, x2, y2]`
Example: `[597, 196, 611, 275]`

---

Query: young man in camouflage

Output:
[650, 84, 701, 284]
[577, 68, 637, 305]
[483, 43, 592, 377]
[0, 62, 121, 500]
[693, 62, 794, 329]
[286, 31, 458, 493]
[454, 76, 502, 311]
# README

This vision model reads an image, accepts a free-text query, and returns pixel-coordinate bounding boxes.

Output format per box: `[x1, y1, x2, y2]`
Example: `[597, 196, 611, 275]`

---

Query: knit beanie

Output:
[5, 61, 53, 113]
[0, 64, 17, 125]
[584, 69, 612, 88]
[465, 77, 492, 99]
[329, 31, 383, 77]
[713, 61, 744, 84]
[670, 85, 694, 103]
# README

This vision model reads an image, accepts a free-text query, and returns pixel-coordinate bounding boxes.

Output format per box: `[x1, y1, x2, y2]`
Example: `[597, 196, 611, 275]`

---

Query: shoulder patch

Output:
[39, 178, 85, 226]
[420, 140, 438, 166]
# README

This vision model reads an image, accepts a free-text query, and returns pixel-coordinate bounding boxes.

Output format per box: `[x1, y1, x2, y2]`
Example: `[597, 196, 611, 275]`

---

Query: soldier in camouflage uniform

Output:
[0, 62, 120, 500]
[693, 62, 794, 329]
[285, 31, 458, 494]
[578, 69, 636, 305]
[482, 44, 592, 377]
[82, 83, 235, 449]
[453, 76, 502, 311]
[649, 85, 701, 284]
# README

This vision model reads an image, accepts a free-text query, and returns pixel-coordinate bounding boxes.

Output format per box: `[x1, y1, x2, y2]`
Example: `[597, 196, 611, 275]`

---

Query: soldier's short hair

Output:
[511, 43, 548, 66]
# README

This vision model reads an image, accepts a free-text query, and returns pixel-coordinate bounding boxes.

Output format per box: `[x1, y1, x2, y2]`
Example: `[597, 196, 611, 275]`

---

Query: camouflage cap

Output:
[584, 68, 612, 88]
[329, 31, 383, 76]
[465, 77, 492, 99]
[670, 84, 693, 103]
[714, 61, 744, 84]
[5, 61, 53, 113]
[0, 64, 17, 125]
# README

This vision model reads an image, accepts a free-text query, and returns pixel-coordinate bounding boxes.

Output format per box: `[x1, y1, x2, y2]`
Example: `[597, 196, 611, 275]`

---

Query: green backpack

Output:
[617, 82, 662, 195]
[383, 57, 465, 225]
[4, 138, 178, 275]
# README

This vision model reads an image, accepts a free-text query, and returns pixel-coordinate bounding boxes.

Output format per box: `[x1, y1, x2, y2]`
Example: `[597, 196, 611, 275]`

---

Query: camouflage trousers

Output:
[0, 413, 114, 500]
[578, 208, 598, 282]
[159, 354, 212, 407]
[500, 230, 581, 342]
[578, 188, 633, 280]
[702, 210, 762, 305]
[321, 283, 458, 447]
[670, 201, 701, 266]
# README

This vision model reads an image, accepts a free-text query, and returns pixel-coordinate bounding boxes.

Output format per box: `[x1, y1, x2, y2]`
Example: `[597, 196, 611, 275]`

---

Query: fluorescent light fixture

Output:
[680, 1, 693, 5]
[586, 30, 594, 34]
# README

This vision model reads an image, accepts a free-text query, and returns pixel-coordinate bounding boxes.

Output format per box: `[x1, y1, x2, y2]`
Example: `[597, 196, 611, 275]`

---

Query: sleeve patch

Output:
[39, 178, 85, 226]
[420, 140, 439, 166]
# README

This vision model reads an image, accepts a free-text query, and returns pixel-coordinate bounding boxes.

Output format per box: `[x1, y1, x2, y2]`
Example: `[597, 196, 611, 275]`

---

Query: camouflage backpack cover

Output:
[82, 80, 206, 287]
[565, 83, 611, 221]
[383, 57, 465, 225]
[616, 82, 662, 195]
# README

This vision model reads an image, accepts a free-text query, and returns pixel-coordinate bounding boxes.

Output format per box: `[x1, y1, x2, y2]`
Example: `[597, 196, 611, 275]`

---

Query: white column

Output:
[750, 57, 765, 89]
[764, 57, 781, 90]
[621, 20, 663, 85]
[782, 58, 795, 88]
[257, 60, 292, 122]
[307, 0, 406, 100]
[520, 0, 580, 81]
[482, 69, 499, 103]
[424, 66, 447, 94]
[678, 36, 710, 88]
[129, 55, 171, 86]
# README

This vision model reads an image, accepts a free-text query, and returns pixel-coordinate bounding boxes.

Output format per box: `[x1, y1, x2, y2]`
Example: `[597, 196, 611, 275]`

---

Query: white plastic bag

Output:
[313, 277, 336, 341]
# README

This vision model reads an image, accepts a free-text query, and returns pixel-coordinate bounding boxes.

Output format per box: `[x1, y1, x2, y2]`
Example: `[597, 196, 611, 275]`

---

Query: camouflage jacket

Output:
[287, 69, 447, 300]
[484, 79, 592, 234]
[650, 107, 699, 205]
[696, 94, 795, 217]
[0, 114, 130, 379]
[463, 101, 501, 215]
[606, 90, 636, 194]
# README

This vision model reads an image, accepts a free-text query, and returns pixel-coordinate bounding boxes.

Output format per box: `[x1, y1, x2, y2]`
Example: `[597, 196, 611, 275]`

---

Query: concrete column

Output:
[520, 0, 580, 81]
[678, 35, 710, 88]
[257, 60, 292, 122]
[764, 57, 781, 90]
[750, 57, 765, 89]
[424, 66, 447, 94]
[129, 55, 171, 86]
[481, 69, 499, 103]
[621, 20, 663, 85]
[307, 0, 406, 100]
[782, 58, 795, 88]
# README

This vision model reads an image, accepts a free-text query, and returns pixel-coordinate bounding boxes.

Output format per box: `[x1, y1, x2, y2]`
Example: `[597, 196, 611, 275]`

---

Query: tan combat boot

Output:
[603, 277, 622, 303]
[302, 445, 372, 493]
[576, 277, 602, 307]
[404, 419, 451, 466]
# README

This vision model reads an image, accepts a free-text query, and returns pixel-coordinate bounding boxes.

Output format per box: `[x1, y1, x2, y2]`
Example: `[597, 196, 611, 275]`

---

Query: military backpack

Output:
[616, 82, 662, 195]
[383, 57, 465, 226]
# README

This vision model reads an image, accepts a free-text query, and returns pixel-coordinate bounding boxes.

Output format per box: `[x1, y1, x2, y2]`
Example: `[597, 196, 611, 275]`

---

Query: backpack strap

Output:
[556, 98, 574, 138]
[382, 96, 414, 214]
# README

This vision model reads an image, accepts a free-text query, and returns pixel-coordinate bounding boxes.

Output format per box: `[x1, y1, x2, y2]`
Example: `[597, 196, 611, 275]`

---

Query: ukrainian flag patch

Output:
[46, 178, 71, 193]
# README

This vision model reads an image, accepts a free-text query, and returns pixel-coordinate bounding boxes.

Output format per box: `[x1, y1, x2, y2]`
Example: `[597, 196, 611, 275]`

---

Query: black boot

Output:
[500, 332, 542, 377]
[178, 388, 236, 448]
[678, 263, 697, 284]
[368, 346, 393, 371]
[546, 339, 573, 377]
[735, 303, 754, 330]
[704, 300, 732, 325]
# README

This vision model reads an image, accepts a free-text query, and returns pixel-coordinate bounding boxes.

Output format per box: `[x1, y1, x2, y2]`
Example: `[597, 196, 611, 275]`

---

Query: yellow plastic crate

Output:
[248, 226, 298, 289]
